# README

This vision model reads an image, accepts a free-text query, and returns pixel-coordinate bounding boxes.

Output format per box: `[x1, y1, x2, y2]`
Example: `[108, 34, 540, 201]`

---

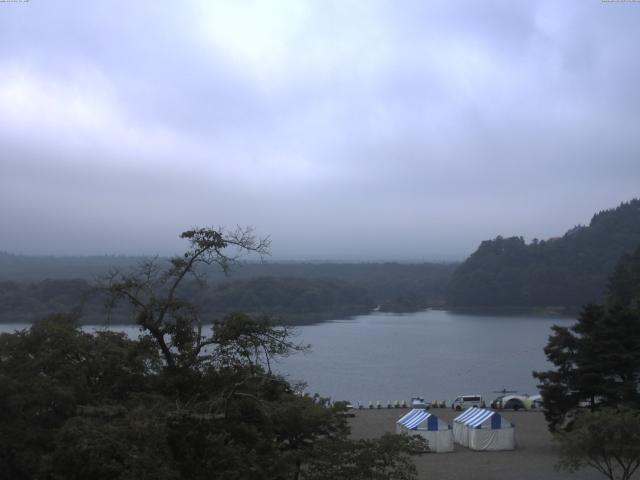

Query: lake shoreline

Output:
[0, 304, 578, 327]
[349, 408, 604, 480]
[2, 311, 577, 405]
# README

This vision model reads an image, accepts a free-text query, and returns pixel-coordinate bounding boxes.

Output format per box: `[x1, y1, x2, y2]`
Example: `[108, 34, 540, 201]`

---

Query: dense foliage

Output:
[0, 226, 423, 479]
[0, 279, 91, 323]
[0, 276, 374, 325]
[0, 315, 422, 479]
[448, 199, 640, 310]
[608, 245, 640, 309]
[555, 406, 640, 480]
[186, 276, 375, 324]
[533, 245, 640, 432]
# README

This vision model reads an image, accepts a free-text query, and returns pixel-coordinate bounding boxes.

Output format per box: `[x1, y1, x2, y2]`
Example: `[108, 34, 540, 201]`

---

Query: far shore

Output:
[0, 305, 578, 329]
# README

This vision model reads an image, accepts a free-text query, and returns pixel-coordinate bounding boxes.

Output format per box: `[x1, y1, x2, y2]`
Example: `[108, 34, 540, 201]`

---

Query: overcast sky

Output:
[1, 1, 639, 261]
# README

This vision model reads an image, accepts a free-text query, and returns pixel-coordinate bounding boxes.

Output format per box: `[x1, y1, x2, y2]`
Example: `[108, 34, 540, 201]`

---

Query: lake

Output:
[273, 310, 574, 405]
[0, 309, 574, 406]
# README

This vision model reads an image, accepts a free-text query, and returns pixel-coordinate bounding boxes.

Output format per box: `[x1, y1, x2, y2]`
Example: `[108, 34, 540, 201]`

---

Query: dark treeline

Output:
[0, 279, 107, 324]
[0, 277, 373, 325]
[203, 262, 456, 309]
[0, 259, 456, 324]
[0, 253, 145, 282]
[179, 276, 376, 324]
[534, 243, 640, 432]
[448, 199, 640, 312]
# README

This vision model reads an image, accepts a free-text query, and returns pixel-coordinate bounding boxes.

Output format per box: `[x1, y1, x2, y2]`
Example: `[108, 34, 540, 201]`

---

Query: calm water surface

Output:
[0, 310, 574, 405]
[274, 310, 574, 405]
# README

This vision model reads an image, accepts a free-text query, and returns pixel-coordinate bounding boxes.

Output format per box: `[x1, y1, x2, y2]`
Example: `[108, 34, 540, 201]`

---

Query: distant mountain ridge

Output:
[447, 199, 640, 310]
[0, 253, 146, 282]
[0, 254, 456, 323]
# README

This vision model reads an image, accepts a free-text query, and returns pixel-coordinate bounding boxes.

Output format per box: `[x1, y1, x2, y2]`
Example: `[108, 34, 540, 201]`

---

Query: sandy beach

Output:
[349, 408, 626, 480]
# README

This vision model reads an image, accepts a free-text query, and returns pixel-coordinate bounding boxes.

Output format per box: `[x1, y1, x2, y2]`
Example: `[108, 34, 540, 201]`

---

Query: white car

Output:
[411, 396, 428, 409]
[452, 394, 484, 410]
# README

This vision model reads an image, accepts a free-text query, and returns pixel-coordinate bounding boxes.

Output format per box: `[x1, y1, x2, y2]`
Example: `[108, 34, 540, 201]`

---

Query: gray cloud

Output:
[1, 0, 639, 260]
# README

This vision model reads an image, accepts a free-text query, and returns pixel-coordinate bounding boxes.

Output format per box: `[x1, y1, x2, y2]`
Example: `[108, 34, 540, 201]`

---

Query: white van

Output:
[453, 394, 484, 411]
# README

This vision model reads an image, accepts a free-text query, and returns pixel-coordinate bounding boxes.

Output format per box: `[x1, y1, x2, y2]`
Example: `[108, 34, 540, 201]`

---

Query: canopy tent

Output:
[497, 395, 527, 410]
[396, 409, 454, 453]
[453, 407, 515, 451]
[526, 394, 543, 409]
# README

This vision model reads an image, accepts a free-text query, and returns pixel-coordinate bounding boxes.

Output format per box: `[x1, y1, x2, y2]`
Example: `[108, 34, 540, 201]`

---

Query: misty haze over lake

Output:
[2, 1, 640, 261]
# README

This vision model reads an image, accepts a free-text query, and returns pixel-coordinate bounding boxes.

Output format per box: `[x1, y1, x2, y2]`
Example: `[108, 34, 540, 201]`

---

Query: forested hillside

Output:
[0, 261, 455, 324]
[0, 254, 455, 307]
[0, 277, 374, 325]
[180, 276, 376, 324]
[447, 199, 640, 310]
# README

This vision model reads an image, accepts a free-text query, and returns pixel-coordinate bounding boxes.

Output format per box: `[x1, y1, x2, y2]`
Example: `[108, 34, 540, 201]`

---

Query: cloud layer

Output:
[1, 0, 639, 260]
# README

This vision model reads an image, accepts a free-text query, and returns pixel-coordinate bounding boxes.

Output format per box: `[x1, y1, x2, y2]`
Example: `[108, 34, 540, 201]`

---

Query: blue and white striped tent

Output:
[453, 407, 515, 451]
[396, 409, 453, 452]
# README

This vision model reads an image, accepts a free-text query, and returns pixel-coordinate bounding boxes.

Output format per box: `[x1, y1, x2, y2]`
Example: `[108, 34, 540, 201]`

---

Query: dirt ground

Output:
[348, 408, 629, 480]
